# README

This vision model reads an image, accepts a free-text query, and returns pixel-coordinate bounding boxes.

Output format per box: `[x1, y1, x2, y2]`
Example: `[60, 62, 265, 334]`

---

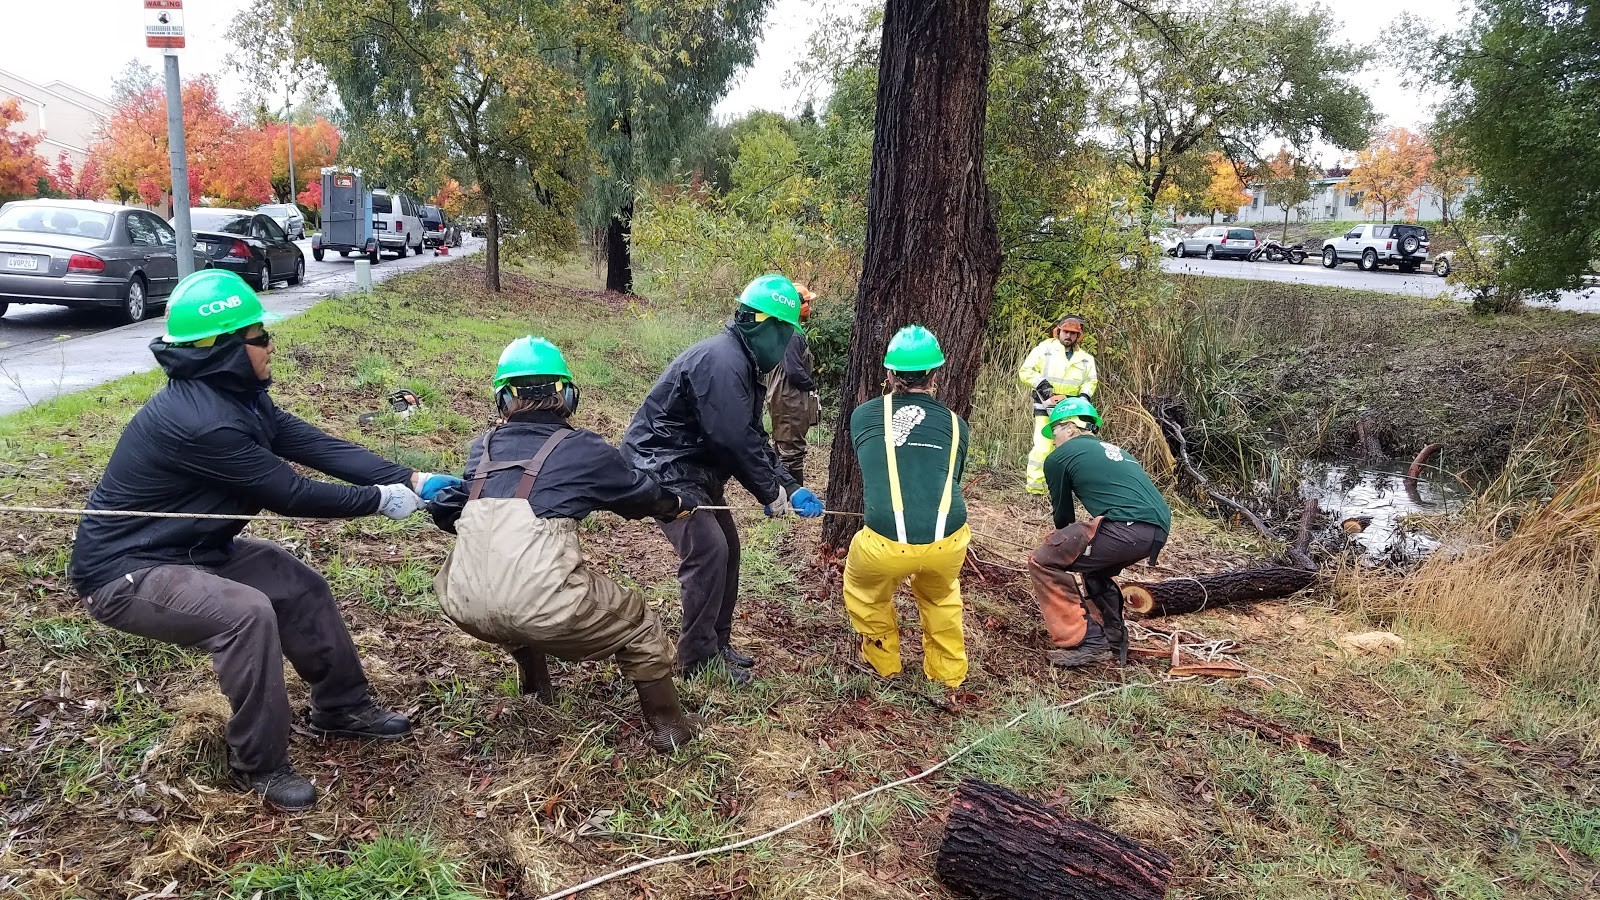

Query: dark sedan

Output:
[185, 209, 305, 292]
[0, 200, 208, 323]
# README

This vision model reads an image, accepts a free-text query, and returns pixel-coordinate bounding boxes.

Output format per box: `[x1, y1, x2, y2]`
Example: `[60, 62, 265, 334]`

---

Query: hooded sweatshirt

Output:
[69, 335, 412, 595]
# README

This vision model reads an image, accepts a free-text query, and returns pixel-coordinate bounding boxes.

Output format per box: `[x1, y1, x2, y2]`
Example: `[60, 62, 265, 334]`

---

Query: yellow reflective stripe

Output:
[883, 395, 908, 542]
[934, 408, 959, 540]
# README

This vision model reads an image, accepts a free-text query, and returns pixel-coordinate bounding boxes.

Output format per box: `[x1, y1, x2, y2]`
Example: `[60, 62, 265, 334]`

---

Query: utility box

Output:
[311, 167, 380, 263]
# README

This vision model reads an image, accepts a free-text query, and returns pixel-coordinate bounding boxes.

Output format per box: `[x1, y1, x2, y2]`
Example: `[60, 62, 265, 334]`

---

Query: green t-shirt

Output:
[1043, 435, 1172, 532]
[850, 392, 969, 544]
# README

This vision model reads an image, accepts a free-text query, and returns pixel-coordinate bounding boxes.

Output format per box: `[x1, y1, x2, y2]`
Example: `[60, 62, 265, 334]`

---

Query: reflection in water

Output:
[1302, 457, 1467, 561]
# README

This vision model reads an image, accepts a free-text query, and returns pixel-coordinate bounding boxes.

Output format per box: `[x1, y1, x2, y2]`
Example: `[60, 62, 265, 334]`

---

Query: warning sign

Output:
[145, 0, 185, 50]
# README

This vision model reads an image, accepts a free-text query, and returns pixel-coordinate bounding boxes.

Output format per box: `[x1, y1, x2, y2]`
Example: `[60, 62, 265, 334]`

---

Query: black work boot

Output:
[635, 678, 698, 753]
[308, 700, 412, 740]
[512, 647, 556, 704]
[719, 643, 756, 668]
[1047, 631, 1114, 668]
[685, 655, 752, 686]
[234, 763, 317, 812]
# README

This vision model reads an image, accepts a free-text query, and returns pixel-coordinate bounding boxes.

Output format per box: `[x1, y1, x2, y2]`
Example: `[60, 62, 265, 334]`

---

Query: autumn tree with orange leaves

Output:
[1348, 127, 1433, 223]
[1202, 153, 1252, 223]
[0, 98, 49, 201]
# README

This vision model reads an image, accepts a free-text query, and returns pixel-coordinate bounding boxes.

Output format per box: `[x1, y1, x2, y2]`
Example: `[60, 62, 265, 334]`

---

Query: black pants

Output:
[84, 538, 371, 773]
[1031, 520, 1166, 644]
[659, 483, 741, 669]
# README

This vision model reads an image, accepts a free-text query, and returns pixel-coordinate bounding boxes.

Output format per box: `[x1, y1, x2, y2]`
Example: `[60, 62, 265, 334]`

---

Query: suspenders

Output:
[881, 396, 961, 543]
[466, 425, 574, 502]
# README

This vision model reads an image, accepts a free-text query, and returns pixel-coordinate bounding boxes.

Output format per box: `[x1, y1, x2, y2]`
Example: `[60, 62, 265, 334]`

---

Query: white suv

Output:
[1322, 223, 1430, 273]
[371, 190, 425, 258]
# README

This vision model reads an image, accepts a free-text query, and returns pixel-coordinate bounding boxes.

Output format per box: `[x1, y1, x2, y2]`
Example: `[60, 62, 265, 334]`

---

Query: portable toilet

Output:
[311, 167, 378, 262]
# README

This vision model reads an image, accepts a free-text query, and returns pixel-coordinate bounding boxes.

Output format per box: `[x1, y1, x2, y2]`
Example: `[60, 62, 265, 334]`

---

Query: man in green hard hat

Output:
[622, 273, 825, 685]
[426, 336, 699, 752]
[1028, 398, 1171, 668]
[68, 269, 461, 812]
[841, 325, 973, 692]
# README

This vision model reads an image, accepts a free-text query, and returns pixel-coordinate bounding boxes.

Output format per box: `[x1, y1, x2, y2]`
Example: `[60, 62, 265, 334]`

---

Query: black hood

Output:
[149, 334, 266, 394]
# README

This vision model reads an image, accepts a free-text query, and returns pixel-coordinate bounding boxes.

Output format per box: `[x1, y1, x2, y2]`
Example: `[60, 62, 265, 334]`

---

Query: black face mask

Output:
[736, 316, 794, 373]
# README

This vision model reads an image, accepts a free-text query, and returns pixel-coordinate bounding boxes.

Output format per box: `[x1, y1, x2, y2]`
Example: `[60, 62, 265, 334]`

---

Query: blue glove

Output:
[791, 487, 824, 518]
[417, 473, 464, 501]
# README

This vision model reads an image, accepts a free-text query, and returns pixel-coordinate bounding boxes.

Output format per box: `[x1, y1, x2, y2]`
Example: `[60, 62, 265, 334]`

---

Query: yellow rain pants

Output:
[842, 524, 971, 687]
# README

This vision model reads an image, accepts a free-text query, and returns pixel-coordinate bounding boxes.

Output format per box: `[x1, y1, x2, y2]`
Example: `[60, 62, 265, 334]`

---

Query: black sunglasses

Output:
[242, 330, 273, 348]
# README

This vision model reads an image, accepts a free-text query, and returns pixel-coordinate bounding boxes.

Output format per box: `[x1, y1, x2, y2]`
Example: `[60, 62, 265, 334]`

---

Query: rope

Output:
[0, 504, 868, 521]
[534, 679, 1173, 900]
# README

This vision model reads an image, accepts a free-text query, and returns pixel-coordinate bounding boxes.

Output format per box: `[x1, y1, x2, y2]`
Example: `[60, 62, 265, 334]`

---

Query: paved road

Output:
[1161, 255, 1600, 312]
[0, 236, 481, 416]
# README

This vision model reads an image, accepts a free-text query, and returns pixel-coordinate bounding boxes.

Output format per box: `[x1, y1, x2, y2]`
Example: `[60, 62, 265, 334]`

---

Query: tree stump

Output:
[936, 779, 1171, 899]
[1121, 566, 1316, 617]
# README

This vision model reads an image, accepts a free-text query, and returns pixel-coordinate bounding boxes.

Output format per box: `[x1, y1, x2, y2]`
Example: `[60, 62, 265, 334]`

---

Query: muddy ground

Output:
[1, 262, 1596, 898]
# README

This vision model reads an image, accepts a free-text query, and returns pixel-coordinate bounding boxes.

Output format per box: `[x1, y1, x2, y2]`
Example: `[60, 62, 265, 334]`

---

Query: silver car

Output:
[257, 202, 306, 240]
[1175, 225, 1258, 260]
[0, 200, 209, 323]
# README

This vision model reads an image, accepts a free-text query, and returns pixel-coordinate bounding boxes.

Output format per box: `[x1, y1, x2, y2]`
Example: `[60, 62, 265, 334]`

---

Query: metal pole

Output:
[284, 87, 296, 205]
[164, 52, 194, 278]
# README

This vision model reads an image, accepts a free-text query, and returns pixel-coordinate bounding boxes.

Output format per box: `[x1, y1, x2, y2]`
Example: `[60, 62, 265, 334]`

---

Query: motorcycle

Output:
[1248, 238, 1308, 264]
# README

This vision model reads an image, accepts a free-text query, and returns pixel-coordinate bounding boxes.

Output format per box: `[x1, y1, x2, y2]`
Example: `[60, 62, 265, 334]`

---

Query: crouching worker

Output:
[842, 326, 972, 689]
[69, 270, 456, 813]
[428, 336, 697, 752]
[1028, 398, 1170, 668]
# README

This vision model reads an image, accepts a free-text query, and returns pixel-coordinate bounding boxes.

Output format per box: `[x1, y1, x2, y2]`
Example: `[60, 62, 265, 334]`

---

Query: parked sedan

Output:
[257, 202, 306, 240]
[185, 209, 305, 292]
[0, 199, 207, 323]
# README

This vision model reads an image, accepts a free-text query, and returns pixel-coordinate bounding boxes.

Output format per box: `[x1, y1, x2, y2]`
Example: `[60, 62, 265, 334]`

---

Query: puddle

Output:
[1301, 456, 1468, 561]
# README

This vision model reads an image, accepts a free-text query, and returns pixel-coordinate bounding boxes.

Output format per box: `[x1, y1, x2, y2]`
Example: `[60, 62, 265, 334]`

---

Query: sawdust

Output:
[1336, 630, 1408, 656]
[1105, 797, 1187, 845]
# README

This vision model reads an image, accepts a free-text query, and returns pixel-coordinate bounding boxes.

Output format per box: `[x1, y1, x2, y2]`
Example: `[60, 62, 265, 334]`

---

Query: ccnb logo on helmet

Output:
[197, 297, 245, 316]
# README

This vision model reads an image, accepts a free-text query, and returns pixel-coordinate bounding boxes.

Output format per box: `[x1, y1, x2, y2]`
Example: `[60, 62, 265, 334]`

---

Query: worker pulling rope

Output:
[533, 678, 1181, 900]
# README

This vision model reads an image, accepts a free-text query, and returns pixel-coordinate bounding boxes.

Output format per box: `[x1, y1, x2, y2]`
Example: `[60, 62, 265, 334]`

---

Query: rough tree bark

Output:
[820, 0, 1001, 549]
[1121, 566, 1317, 617]
[605, 201, 633, 294]
[936, 779, 1172, 899]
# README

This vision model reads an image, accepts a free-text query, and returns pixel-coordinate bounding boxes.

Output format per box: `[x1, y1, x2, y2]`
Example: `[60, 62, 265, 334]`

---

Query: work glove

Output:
[791, 487, 824, 518]
[375, 483, 424, 519]
[1032, 379, 1055, 403]
[673, 492, 699, 520]
[413, 472, 464, 501]
[764, 485, 793, 518]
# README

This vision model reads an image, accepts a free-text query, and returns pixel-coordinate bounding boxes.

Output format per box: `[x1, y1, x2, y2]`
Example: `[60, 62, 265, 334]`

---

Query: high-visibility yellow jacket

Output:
[1018, 340, 1098, 414]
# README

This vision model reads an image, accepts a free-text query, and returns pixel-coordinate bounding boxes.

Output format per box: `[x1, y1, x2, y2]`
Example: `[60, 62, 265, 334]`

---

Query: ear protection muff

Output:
[495, 380, 581, 415]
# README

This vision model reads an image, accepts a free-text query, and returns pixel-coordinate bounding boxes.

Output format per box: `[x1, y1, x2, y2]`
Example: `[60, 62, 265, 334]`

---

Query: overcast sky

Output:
[8, 0, 1467, 146]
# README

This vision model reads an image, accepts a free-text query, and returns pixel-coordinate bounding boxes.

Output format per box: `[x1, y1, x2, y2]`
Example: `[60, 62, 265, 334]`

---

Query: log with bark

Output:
[1121, 566, 1317, 617]
[936, 779, 1172, 900]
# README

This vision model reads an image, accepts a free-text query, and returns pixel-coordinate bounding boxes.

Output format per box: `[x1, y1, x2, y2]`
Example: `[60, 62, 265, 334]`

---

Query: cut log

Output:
[1121, 566, 1316, 617]
[936, 778, 1171, 900]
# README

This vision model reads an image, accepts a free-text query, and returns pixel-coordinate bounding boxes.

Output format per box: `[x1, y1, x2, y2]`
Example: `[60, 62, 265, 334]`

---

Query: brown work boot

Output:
[634, 678, 697, 753]
[1046, 632, 1114, 668]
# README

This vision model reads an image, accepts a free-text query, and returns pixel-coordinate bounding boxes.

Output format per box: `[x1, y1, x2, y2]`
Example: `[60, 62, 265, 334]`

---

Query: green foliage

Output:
[227, 835, 485, 899]
[1433, 0, 1600, 298]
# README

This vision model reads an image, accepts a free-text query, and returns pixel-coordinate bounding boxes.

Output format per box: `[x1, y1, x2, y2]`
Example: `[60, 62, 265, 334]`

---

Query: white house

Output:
[0, 68, 112, 173]
[1232, 167, 1468, 225]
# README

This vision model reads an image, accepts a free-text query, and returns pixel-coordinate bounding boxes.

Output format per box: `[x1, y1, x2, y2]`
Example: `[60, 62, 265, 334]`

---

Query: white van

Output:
[371, 190, 425, 258]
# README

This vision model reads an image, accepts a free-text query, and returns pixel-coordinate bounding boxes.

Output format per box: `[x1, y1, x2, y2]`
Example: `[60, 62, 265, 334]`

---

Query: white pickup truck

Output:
[1321, 223, 1431, 273]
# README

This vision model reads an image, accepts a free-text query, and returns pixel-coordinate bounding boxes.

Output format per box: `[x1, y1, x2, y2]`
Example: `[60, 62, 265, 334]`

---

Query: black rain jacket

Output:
[69, 335, 411, 595]
[428, 410, 683, 533]
[620, 323, 795, 506]
[778, 331, 816, 392]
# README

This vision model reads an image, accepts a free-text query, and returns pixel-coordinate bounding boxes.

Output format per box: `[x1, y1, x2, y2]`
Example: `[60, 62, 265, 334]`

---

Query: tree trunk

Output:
[1282, 208, 1290, 241]
[1121, 566, 1316, 617]
[820, 0, 1001, 549]
[483, 190, 501, 292]
[936, 779, 1172, 900]
[605, 202, 633, 294]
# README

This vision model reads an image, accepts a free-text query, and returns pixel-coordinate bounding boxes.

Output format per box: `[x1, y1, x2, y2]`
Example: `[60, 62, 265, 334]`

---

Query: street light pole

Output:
[284, 85, 296, 205]
[164, 51, 194, 278]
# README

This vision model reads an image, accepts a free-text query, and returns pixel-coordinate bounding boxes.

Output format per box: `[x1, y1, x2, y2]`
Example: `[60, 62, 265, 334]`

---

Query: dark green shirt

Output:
[850, 392, 969, 544]
[1043, 435, 1172, 532]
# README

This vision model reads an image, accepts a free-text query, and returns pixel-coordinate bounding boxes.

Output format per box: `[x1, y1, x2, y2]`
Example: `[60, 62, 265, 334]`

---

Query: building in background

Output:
[0, 68, 112, 171]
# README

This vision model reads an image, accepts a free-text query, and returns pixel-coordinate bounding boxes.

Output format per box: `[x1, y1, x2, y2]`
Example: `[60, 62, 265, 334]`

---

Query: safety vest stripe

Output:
[884, 395, 908, 542]
[933, 408, 959, 540]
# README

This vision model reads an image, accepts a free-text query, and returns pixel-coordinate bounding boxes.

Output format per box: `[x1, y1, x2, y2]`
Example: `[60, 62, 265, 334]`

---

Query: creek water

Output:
[1301, 456, 1469, 561]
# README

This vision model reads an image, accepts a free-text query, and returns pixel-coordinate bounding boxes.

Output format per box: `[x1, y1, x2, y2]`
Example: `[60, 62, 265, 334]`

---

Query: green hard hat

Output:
[494, 336, 573, 388]
[737, 273, 803, 327]
[1042, 396, 1103, 437]
[883, 325, 945, 372]
[161, 269, 280, 343]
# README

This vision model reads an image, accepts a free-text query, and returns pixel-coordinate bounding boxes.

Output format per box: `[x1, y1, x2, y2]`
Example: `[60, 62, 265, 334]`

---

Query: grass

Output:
[1, 257, 1597, 898]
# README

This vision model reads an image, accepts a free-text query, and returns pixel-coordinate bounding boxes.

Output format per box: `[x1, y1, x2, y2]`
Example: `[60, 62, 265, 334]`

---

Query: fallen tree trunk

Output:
[1122, 566, 1317, 617]
[936, 779, 1171, 900]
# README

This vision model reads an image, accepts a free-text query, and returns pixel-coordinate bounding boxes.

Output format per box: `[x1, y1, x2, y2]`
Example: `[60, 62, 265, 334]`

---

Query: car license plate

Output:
[5, 255, 39, 271]
[374, 222, 387, 231]
[196, 242, 211, 253]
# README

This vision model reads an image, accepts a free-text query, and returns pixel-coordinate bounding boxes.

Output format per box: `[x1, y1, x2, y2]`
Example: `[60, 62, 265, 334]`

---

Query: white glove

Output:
[375, 483, 424, 519]
[763, 484, 793, 518]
